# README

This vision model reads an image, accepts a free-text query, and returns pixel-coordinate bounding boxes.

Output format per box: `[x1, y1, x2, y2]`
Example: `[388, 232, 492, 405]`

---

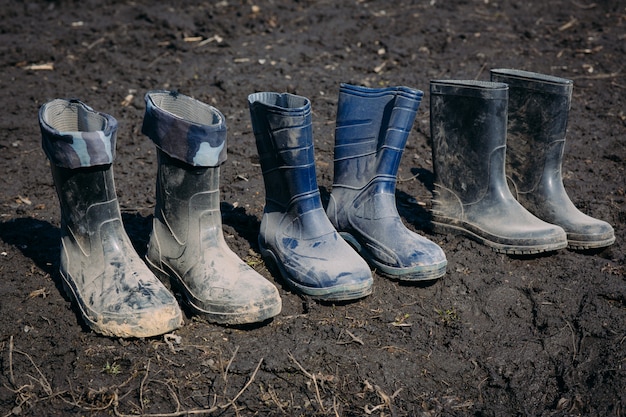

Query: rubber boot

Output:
[39, 99, 183, 338]
[490, 69, 615, 250]
[142, 91, 281, 324]
[326, 83, 447, 281]
[429, 80, 568, 254]
[248, 92, 373, 301]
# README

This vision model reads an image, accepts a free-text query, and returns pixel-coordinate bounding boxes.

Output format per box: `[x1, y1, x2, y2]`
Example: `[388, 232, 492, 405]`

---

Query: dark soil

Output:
[1, 1, 625, 416]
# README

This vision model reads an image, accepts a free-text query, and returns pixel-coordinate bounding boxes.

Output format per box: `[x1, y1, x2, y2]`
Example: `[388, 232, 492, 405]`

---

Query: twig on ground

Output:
[219, 357, 264, 411]
[287, 351, 327, 413]
[139, 359, 151, 414]
[223, 346, 239, 383]
[9, 336, 15, 386]
[336, 329, 365, 346]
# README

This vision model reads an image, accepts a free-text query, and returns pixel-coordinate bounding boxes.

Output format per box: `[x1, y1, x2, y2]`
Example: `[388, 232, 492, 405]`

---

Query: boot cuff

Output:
[142, 91, 227, 167]
[430, 80, 508, 100]
[39, 99, 117, 169]
[490, 69, 573, 96]
[247, 92, 310, 115]
[339, 83, 423, 101]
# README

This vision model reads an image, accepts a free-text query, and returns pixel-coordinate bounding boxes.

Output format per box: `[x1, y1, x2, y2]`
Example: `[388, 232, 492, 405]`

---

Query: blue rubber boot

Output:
[491, 69, 615, 250]
[248, 92, 373, 301]
[40, 99, 183, 338]
[429, 80, 568, 254]
[326, 84, 447, 281]
[142, 91, 281, 324]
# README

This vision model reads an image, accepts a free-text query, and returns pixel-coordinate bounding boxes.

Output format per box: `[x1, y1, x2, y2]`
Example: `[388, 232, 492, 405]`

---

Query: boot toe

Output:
[179, 266, 282, 325]
[66, 273, 184, 338]
[564, 219, 615, 250]
[263, 233, 373, 301]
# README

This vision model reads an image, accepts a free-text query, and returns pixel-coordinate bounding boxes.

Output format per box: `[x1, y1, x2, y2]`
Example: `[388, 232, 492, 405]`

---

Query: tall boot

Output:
[248, 92, 373, 301]
[429, 80, 568, 254]
[39, 99, 183, 338]
[326, 83, 447, 281]
[490, 69, 615, 250]
[142, 91, 281, 325]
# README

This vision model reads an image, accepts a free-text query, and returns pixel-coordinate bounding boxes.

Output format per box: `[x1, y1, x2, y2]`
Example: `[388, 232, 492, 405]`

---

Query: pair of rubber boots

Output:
[39, 92, 281, 338]
[247, 84, 447, 302]
[430, 69, 615, 254]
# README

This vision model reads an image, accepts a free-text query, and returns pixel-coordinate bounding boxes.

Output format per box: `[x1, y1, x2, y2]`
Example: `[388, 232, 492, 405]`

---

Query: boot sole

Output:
[567, 235, 616, 250]
[339, 232, 447, 281]
[431, 221, 568, 254]
[259, 242, 373, 302]
[59, 269, 182, 338]
[146, 258, 281, 325]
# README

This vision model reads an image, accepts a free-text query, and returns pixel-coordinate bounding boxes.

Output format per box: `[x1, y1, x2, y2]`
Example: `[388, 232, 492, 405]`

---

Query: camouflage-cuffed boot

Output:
[327, 83, 447, 281]
[40, 99, 183, 338]
[248, 92, 373, 301]
[142, 91, 281, 325]
[490, 69, 615, 250]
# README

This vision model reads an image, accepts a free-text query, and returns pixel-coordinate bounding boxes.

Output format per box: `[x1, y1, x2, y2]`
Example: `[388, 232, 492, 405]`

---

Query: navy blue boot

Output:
[327, 84, 447, 281]
[248, 92, 373, 301]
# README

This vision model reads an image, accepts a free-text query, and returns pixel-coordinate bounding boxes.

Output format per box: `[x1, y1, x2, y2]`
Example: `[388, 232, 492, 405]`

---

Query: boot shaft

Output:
[334, 84, 422, 188]
[248, 92, 320, 209]
[430, 80, 509, 203]
[490, 69, 573, 194]
[154, 149, 223, 246]
[142, 90, 227, 167]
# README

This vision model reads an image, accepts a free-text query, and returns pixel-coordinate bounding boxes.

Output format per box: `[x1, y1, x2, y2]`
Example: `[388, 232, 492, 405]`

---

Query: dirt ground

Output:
[0, 1, 624, 416]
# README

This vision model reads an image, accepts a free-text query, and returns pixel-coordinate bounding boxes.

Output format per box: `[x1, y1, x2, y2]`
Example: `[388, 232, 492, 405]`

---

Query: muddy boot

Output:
[429, 80, 568, 254]
[326, 83, 447, 281]
[490, 69, 615, 250]
[39, 99, 183, 338]
[248, 92, 373, 301]
[142, 91, 281, 324]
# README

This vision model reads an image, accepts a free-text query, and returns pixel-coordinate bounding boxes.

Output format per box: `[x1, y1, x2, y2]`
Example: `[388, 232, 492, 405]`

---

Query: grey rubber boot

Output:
[327, 83, 447, 281]
[248, 92, 373, 301]
[491, 69, 615, 250]
[142, 91, 281, 325]
[429, 80, 568, 254]
[40, 99, 183, 338]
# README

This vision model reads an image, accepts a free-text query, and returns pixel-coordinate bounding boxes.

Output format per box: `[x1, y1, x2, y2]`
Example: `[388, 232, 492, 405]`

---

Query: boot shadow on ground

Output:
[0, 218, 93, 334]
[0, 217, 60, 281]
[220, 201, 262, 250]
[398, 167, 435, 232]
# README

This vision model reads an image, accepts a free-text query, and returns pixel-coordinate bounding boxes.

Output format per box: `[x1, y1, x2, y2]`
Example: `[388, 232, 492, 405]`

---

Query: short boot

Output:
[142, 91, 281, 324]
[429, 80, 568, 254]
[326, 83, 447, 281]
[248, 92, 373, 301]
[39, 99, 183, 338]
[490, 69, 615, 250]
